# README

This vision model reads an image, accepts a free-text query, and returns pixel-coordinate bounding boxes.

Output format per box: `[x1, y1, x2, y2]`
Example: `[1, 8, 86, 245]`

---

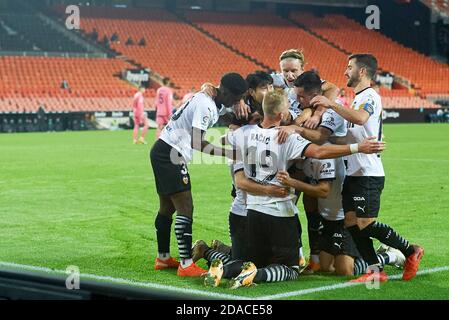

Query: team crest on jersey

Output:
[183, 176, 189, 185]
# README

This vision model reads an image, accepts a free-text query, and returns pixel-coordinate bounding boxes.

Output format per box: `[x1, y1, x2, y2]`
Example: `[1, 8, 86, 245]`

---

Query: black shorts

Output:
[342, 176, 385, 218]
[229, 213, 248, 261]
[150, 139, 191, 196]
[246, 209, 299, 267]
[319, 219, 360, 258]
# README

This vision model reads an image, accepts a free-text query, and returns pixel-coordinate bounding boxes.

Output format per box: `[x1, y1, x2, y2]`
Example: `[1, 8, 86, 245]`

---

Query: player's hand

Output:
[357, 136, 386, 154]
[310, 95, 333, 109]
[276, 125, 296, 144]
[276, 170, 293, 187]
[234, 100, 250, 120]
[201, 83, 217, 98]
[248, 111, 262, 124]
[264, 185, 290, 198]
[303, 114, 321, 129]
[294, 107, 313, 127]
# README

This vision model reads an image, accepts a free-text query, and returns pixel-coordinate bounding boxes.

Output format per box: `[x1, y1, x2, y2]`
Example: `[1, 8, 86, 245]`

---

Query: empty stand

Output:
[59, 6, 262, 97]
[0, 13, 89, 53]
[184, 10, 348, 89]
[0, 56, 144, 112]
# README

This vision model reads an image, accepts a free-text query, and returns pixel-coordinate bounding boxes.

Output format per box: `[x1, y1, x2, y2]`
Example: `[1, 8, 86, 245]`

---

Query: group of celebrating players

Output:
[149, 49, 424, 289]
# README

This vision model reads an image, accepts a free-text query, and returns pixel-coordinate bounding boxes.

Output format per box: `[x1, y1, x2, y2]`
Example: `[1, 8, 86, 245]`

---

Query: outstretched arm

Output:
[296, 126, 332, 145]
[311, 95, 370, 125]
[192, 127, 235, 159]
[302, 136, 385, 159]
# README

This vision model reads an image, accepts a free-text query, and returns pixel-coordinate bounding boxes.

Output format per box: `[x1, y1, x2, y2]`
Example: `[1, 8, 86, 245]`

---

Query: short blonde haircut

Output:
[262, 89, 288, 119]
[279, 49, 305, 68]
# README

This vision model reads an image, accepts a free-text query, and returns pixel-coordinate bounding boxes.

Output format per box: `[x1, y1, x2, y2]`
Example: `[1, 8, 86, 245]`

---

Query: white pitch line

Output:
[0, 261, 248, 300]
[257, 266, 449, 300]
[1, 261, 448, 300]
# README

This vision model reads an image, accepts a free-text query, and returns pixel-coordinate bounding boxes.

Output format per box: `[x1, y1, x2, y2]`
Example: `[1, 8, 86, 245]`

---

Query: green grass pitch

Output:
[1, 123, 448, 299]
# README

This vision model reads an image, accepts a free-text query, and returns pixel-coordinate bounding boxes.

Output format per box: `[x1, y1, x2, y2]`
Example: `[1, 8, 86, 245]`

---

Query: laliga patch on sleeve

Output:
[362, 101, 375, 116]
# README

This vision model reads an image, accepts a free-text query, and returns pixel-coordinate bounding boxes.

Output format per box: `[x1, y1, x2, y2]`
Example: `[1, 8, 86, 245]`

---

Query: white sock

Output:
[181, 258, 193, 268]
[299, 247, 304, 258]
[158, 253, 170, 260]
[386, 251, 397, 265]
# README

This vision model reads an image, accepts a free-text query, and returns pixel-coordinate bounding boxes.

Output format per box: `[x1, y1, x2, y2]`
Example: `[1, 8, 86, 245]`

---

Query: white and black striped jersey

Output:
[346, 87, 384, 177]
[160, 92, 226, 162]
[227, 124, 311, 217]
[302, 155, 345, 221]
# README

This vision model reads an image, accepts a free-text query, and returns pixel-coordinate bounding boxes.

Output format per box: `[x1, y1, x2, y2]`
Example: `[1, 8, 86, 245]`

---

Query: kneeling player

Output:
[277, 156, 405, 276]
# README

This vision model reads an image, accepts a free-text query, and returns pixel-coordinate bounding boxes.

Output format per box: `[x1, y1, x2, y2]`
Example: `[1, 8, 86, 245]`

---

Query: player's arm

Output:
[277, 108, 314, 143]
[293, 107, 313, 126]
[277, 122, 331, 145]
[301, 136, 385, 159]
[296, 126, 332, 145]
[276, 170, 331, 198]
[311, 95, 370, 125]
[234, 170, 289, 198]
[192, 127, 235, 159]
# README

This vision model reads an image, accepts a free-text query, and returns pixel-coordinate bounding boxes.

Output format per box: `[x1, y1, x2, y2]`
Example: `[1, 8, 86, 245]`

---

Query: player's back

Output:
[156, 86, 173, 116]
[229, 124, 311, 216]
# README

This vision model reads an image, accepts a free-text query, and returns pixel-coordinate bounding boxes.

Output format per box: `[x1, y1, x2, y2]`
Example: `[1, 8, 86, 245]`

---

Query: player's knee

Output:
[158, 209, 174, 217]
[335, 265, 353, 276]
[357, 218, 376, 230]
[320, 264, 335, 273]
[176, 203, 193, 217]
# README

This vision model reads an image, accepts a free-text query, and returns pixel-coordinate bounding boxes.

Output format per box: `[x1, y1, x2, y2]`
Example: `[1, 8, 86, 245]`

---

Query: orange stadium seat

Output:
[0, 55, 150, 112]
[290, 12, 449, 96]
[73, 6, 261, 96]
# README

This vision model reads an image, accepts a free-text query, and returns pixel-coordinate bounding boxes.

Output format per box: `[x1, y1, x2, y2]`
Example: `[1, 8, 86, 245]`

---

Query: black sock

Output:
[204, 248, 232, 266]
[174, 215, 193, 261]
[296, 215, 303, 249]
[254, 264, 300, 283]
[306, 211, 322, 255]
[223, 260, 244, 279]
[155, 213, 172, 254]
[361, 221, 415, 257]
[347, 225, 381, 270]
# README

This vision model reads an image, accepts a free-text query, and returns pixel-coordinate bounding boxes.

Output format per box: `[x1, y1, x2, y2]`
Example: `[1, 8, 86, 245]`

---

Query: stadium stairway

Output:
[173, 10, 273, 72]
